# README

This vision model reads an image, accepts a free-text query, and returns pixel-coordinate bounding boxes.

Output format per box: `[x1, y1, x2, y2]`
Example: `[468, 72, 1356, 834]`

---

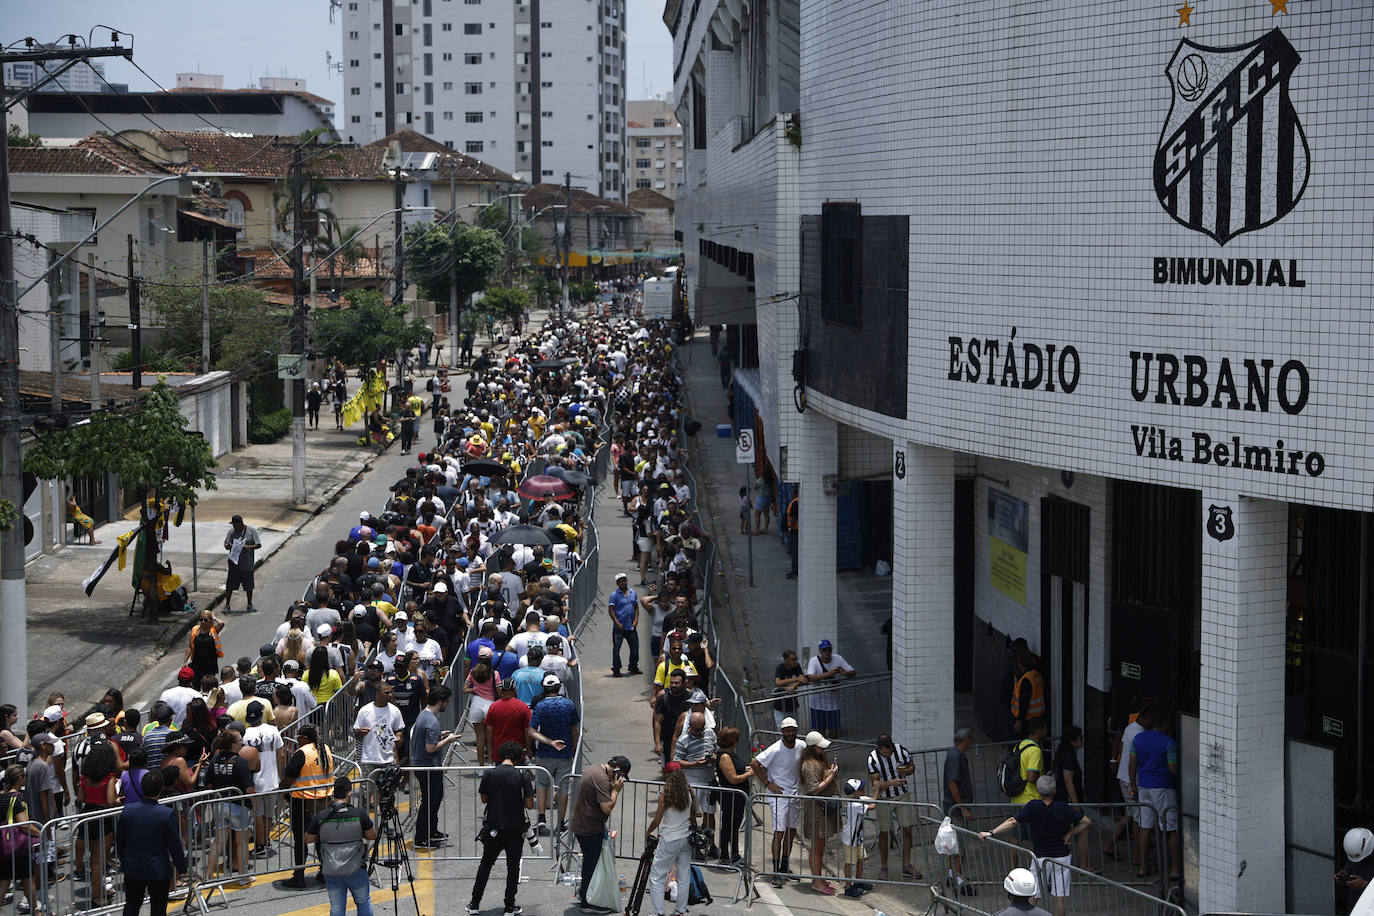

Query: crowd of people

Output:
[0, 304, 691, 916]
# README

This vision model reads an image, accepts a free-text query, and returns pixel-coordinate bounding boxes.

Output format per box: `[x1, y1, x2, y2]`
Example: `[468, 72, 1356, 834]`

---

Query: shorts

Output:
[252, 791, 279, 821]
[213, 802, 253, 831]
[0, 846, 34, 880]
[1137, 787, 1179, 830]
[620, 480, 637, 498]
[636, 536, 653, 552]
[754, 495, 771, 512]
[226, 565, 254, 592]
[739, 506, 750, 520]
[534, 756, 574, 791]
[767, 794, 799, 832]
[843, 843, 865, 867]
[1034, 853, 1073, 897]
[691, 786, 715, 813]
[809, 708, 840, 733]
[469, 695, 494, 723]
[875, 798, 914, 832]
[1118, 778, 1137, 810]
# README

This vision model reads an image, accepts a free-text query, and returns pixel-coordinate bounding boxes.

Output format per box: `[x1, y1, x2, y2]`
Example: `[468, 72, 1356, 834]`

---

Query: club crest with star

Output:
[1153, 28, 1309, 245]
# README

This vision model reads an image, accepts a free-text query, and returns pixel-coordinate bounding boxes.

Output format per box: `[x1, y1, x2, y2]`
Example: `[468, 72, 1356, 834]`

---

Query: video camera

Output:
[372, 764, 405, 816]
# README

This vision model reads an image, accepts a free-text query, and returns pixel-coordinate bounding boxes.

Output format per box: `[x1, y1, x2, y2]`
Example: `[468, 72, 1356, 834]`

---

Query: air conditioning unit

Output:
[822, 474, 844, 494]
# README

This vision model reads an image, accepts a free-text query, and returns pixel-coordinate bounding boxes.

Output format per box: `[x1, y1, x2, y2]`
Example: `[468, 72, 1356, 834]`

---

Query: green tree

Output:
[144, 270, 289, 428]
[480, 285, 530, 322]
[313, 289, 428, 381]
[405, 219, 504, 307]
[570, 279, 600, 305]
[23, 381, 216, 617]
[531, 276, 560, 309]
[6, 124, 42, 147]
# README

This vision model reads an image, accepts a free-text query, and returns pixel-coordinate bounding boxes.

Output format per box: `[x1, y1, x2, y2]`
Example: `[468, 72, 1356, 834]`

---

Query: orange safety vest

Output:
[1011, 669, 1045, 720]
[291, 744, 333, 800]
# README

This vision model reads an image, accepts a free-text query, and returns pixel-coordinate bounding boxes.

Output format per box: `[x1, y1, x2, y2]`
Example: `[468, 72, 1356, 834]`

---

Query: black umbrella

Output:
[532, 359, 574, 370]
[490, 524, 554, 547]
[461, 458, 510, 478]
[556, 469, 591, 490]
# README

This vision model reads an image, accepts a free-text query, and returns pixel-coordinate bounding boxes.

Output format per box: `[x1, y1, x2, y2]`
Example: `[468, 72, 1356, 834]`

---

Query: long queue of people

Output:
[0, 311, 682, 916]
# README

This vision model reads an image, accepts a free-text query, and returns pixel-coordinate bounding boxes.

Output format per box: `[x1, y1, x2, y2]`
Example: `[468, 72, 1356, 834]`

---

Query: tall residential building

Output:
[3, 47, 112, 94]
[340, 0, 627, 200]
[626, 97, 683, 199]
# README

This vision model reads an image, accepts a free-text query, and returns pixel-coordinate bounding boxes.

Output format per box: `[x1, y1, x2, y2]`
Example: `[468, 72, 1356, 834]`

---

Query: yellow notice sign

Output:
[989, 535, 1027, 605]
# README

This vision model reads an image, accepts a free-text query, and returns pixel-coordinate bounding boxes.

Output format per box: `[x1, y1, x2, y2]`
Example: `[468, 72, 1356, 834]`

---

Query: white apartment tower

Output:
[341, 0, 627, 201]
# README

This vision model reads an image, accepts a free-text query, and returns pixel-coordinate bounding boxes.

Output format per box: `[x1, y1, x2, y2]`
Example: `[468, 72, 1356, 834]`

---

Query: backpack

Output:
[686, 864, 712, 905]
[997, 739, 1037, 798]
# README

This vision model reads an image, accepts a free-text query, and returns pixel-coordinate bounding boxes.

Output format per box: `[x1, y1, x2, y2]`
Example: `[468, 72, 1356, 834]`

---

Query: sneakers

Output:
[843, 885, 865, 898]
[628, 667, 643, 675]
[245, 604, 257, 613]
[273, 878, 310, 891]
[466, 905, 482, 916]
[504, 908, 523, 916]
[902, 864, 922, 879]
[959, 882, 977, 897]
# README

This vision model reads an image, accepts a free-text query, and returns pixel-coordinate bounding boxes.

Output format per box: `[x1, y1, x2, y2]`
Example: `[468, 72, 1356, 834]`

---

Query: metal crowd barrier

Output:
[182, 777, 378, 894]
[747, 792, 944, 896]
[398, 765, 555, 862]
[921, 815, 1187, 916]
[743, 673, 894, 742]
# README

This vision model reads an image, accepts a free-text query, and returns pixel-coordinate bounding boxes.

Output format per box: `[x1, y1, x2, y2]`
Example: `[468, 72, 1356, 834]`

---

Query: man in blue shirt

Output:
[511, 647, 548, 705]
[607, 572, 641, 677]
[529, 673, 579, 833]
[1130, 715, 1180, 882]
[980, 776, 1089, 916]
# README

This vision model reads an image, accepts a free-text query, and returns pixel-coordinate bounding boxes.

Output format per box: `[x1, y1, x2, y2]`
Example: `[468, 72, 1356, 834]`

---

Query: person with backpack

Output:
[305, 777, 377, 916]
[996, 717, 1049, 848]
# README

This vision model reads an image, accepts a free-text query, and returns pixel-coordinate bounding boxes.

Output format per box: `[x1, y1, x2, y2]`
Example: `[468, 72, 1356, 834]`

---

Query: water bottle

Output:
[559, 873, 580, 887]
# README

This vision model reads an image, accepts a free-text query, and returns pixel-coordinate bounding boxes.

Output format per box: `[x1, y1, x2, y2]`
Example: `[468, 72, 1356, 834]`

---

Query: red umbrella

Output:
[517, 474, 576, 501]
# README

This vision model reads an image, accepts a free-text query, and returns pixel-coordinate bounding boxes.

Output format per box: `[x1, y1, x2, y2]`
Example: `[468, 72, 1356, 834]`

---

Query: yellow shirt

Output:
[1012, 740, 1043, 805]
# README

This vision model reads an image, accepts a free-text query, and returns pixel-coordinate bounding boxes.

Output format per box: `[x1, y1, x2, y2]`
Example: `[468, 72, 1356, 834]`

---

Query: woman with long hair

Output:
[463, 660, 500, 764]
[183, 698, 217, 761]
[119, 746, 150, 805]
[799, 733, 841, 894]
[160, 735, 203, 796]
[279, 628, 309, 669]
[306, 646, 343, 704]
[100, 688, 126, 726]
[273, 684, 299, 730]
[75, 741, 119, 902]
[645, 762, 698, 916]
[714, 726, 753, 867]
[0, 704, 25, 750]
[335, 620, 362, 677]
[0, 765, 39, 915]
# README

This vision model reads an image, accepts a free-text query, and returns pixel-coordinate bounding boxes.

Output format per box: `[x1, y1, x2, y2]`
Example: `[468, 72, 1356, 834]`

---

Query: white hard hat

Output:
[1345, 827, 1374, 863]
[1003, 867, 1038, 897]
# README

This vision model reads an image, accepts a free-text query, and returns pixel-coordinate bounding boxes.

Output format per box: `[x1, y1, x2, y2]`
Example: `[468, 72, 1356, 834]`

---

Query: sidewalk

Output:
[21, 422, 377, 712]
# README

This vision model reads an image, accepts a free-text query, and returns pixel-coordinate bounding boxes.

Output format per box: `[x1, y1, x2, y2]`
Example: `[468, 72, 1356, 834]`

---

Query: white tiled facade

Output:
[342, 0, 625, 199]
[675, 0, 1372, 909]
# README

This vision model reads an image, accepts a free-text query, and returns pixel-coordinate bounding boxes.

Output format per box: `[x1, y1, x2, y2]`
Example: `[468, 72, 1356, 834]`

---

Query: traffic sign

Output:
[277, 354, 307, 380]
[736, 429, 754, 464]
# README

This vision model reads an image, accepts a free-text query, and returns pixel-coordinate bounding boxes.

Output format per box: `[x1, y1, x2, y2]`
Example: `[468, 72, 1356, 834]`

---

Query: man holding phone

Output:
[569, 755, 633, 913]
[412, 685, 461, 848]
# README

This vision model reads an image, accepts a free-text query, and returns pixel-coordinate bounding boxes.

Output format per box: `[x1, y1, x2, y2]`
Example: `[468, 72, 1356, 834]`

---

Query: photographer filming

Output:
[304, 777, 377, 916]
[466, 741, 536, 916]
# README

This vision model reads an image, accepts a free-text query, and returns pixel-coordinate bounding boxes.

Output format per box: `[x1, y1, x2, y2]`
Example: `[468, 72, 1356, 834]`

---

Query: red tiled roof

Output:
[8, 133, 168, 176]
[628, 188, 674, 210]
[521, 183, 638, 217]
[236, 244, 384, 280]
[148, 131, 388, 180]
[363, 129, 520, 184]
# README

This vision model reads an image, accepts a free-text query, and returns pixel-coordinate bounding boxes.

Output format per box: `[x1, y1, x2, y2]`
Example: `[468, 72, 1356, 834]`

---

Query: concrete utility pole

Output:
[0, 38, 132, 717]
[49, 253, 61, 412]
[201, 239, 212, 373]
[562, 171, 573, 318]
[88, 253, 100, 410]
[392, 166, 405, 307]
[290, 146, 308, 505]
[448, 159, 459, 363]
[127, 235, 141, 389]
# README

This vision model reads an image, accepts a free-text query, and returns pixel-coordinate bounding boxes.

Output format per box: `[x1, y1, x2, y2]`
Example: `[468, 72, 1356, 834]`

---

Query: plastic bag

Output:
[934, 816, 959, 856]
[585, 836, 623, 912]
[874, 560, 892, 577]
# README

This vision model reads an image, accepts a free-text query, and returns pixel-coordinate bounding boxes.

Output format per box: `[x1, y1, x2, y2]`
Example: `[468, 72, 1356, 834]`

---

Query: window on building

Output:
[349, 59, 360, 67]
[423, 53, 433, 75]
[635, 138, 650, 148]
[373, 52, 382, 59]
[634, 158, 651, 169]
[373, 22, 381, 29]
[443, 111, 454, 119]
[396, 82, 406, 94]
[351, 115, 362, 123]
[347, 1, 357, 8]
[422, 0, 432, 14]
[465, 111, 483, 122]
[541, 139, 553, 147]
[655, 180, 666, 189]
[465, 82, 482, 94]
[635, 178, 651, 189]
[442, 22, 452, 30]
[442, 52, 453, 60]
[464, 52, 481, 64]
[541, 81, 552, 88]
[542, 169, 554, 177]
[821, 202, 862, 327]
[375, 111, 383, 118]
[541, 110, 553, 117]
[395, 23, 403, 35]
[466, 140, 484, 153]
[464, 22, 482, 34]
[425, 111, 434, 133]
[653, 118, 667, 127]
[374, 81, 382, 89]
[349, 30, 360, 39]
[350, 87, 361, 95]
[423, 23, 432, 45]
[423, 82, 433, 104]
[443, 81, 453, 89]
[540, 51, 552, 58]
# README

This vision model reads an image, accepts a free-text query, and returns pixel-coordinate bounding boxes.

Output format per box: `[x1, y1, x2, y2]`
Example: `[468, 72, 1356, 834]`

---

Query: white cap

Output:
[542, 673, 561, 689]
[779, 717, 799, 730]
[394, 611, 408, 621]
[433, 581, 448, 593]
[41, 705, 63, 723]
[352, 604, 367, 617]
[615, 572, 627, 581]
[805, 731, 831, 748]
[316, 624, 333, 638]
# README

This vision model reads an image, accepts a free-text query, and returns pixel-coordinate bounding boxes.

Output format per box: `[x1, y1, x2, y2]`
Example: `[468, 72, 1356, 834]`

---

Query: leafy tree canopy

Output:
[313, 289, 429, 374]
[480, 285, 530, 321]
[570, 279, 600, 305]
[405, 219, 504, 304]
[23, 381, 217, 507]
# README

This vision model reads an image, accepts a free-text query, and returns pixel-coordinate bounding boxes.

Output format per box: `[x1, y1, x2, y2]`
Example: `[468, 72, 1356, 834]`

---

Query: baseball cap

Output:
[688, 689, 708, 704]
[317, 624, 333, 638]
[542, 673, 561, 689]
[282, 659, 301, 673]
[457, 558, 470, 568]
[844, 778, 865, 794]
[394, 611, 408, 621]
[366, 659, 384, 671]
[41, 705, 63, 723]
[367, 557, 381, 569]
[259, 643, 277, 659]
[244, 701, 265, 725]
[499, 678, 518, 692]
[478, 646, 493, 658]
[32, 732, 56, 748]
[779, 717, 799, 730]
[805, 731, 832, 749]
[178, 666, 196, 681]
[433, 581, 448, 593]
[352, 604, 367, 617]
[662, 761, 682, 774]
[615, 572, 627, 581]
[359, 511, 372, 522]
[818, 639, 833, 650]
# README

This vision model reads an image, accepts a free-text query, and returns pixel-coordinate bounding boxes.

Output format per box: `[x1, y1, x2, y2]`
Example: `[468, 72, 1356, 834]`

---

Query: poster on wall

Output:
[988, 488, 1029, 605]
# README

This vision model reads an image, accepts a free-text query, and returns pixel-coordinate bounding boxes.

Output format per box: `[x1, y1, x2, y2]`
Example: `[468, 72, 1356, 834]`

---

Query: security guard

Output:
[276, 724, 334, 891]
[1010, 647, 1045, 737]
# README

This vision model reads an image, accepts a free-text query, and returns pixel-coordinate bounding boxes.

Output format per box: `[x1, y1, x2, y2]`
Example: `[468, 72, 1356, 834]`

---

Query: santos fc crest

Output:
[1154, 29, 1309, 245]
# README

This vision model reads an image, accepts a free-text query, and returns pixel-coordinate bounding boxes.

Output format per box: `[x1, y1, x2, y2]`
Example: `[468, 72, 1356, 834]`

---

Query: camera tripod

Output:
[367, 791, 425, 916]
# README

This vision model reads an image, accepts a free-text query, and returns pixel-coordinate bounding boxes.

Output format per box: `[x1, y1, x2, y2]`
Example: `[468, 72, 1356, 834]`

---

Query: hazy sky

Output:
[5, 1, 675, 104]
